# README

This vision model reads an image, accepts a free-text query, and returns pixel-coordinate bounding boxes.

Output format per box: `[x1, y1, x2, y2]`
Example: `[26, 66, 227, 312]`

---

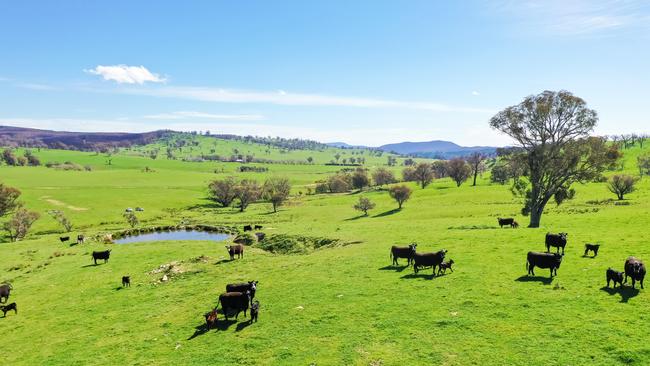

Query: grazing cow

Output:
[226, 281, 258, 305]
[511, 221, 519, 228]
[606, 268, 624, 288]
[250, 301, 260, 323]
[527, 252, 563, 277]
[0, 303, 17, 317]
[59, 236, 70, 243]
[413, 249, 447, 275]
[254, 225, 263, 230]
[0, 284, 12, 303]
[624, 257, 646, 289]
[497, 217, 515, 228]
[255, 232, 266, 241]
[218, 291, 250, 320]
[204, 308, 218, 329]
[135, 207, 144, 212]
[545, 233, 568, 254]
[92, 250, 112, 265]
[225, 244, 244, 260]
[122, 276, 131, 287]
[76, 234, 85, 244]
[390, 243, 417, 266]
[438, 259, 455, 275]
[243, 225, 252, 232]
[125, 208, 133, 213]
[584, 244, 600, 257]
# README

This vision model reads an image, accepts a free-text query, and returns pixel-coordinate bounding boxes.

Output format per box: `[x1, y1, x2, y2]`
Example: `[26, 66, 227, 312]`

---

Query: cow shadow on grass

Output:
[81, 263, 105, 268]
[515, 275, 554, 285]
[600, 286, 640, 303]
[378, 265, 410, 273]
[400, 272, 447, 280]
[187, 320, 238, 340]
[373, 209, 401, 218]
[235, 320, 254, 332]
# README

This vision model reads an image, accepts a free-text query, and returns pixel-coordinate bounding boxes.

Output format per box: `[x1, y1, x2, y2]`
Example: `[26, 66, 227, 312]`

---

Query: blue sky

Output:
[1, 0, 649, 146]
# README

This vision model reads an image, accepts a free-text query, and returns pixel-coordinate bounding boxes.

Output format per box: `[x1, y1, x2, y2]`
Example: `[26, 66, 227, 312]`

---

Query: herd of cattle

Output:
[0, 219, 645, 330]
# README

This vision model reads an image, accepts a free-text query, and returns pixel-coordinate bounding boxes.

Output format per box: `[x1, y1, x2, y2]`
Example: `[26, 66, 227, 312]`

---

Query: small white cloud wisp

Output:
[85, 65, 166, 85]
[142, 111, 265, 121]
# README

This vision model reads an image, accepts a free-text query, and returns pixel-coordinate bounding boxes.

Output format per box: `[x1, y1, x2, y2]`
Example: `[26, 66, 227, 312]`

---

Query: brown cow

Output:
[225, 244, 244, 260]
[204, 308, 218, 329]
[0, 284, 12, 303]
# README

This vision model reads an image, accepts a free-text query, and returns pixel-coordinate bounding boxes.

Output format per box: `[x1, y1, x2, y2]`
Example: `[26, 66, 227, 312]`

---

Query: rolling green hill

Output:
[0, 138, 648, 365]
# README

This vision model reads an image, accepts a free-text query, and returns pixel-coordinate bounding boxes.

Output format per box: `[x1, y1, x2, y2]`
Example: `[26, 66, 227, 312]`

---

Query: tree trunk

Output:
[528, 207, 543, 228]
[472, 170, 478, 186]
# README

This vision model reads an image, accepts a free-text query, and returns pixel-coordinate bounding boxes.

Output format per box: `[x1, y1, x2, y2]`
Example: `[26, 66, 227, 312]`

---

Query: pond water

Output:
[114, 230, 230, 244]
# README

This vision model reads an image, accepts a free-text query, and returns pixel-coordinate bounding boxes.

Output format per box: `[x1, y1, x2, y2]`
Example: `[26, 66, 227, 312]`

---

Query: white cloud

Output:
[118, 86, 495, 113]
[85, 65, 166, 84]
[142, 111, 265, 121]
[471, 91, 480, 96]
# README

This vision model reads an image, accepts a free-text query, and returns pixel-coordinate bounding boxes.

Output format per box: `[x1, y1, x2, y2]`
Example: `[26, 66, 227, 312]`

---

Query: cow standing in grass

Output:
[584, 244, 600, 257]
[497, 218, 515, 228]
[0, 284, 12, 303]
[413, 249, 447, 275]
[624, 257, 646, 289]
[219, 291, 250, 320]
[390, 243, 417, 266]
[204, 308, 218, 329]
[92, 250, 111, 265]
[545, 233, 568, 254]
[527, 252, 563, 277]
[606, 268, 624, 288]
[225, 244, 244, 260]
[226, 281, 258, 305]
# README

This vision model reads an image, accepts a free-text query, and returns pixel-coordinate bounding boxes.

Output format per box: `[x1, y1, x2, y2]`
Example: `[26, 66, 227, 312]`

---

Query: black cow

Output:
[0, 302, 16, 317]
[255, 232, 266, 241]
[438, 259, 455, 275]
[624, 257, 646, 289]
[545, 233, 568, 254]
[77, 234, 85, 244]
[0, 284, 12, 303]
[511, 221, 519, 228]
[226, 281, 258, 305]
[219, 291, 250, 320]
[527, 252, 563, 277]
[497, 217, 515, 228]
[60, 236, 70, 243]
[606, 268, 624, 288]
[390, 243, 417, 266]
[584, 244, 600, 257]
[243, 225, 253, 232]
[225, 244, 244, 260]
[250, 301, 260, 323]
[254, 225, 263, 230]
[92, 250, 111, 265]
[413, 249, 447, 275]
[122, 276, 131, 287]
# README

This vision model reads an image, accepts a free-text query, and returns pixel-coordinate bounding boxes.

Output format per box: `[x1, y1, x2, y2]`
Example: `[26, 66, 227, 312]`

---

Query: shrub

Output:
[389, 185, 412, 209]
[255, 234, 339, 254]
[3, 208, 40, 242]
[233, 232, 256, 246]
[353, 196, 375, 216]
[607, 174, 638, 200]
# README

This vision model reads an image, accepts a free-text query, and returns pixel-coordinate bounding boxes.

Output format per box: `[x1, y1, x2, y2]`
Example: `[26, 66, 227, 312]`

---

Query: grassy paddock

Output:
[0, 143, 649, 365]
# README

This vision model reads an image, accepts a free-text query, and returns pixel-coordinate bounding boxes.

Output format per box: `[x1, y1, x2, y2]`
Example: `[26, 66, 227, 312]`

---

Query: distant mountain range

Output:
[0, 125, 498, 158]
[328, 140, 498, 158]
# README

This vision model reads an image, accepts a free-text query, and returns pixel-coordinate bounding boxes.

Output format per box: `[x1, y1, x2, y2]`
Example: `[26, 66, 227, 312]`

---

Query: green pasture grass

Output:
[0, 143, 649, 365]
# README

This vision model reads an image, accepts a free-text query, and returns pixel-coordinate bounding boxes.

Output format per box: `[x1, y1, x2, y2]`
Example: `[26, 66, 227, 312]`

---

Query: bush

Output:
[607, 174, 638, 200]
[255, 234, 339, 254]
[3, 208, 40, 242]
[233, 232, 256, 246]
